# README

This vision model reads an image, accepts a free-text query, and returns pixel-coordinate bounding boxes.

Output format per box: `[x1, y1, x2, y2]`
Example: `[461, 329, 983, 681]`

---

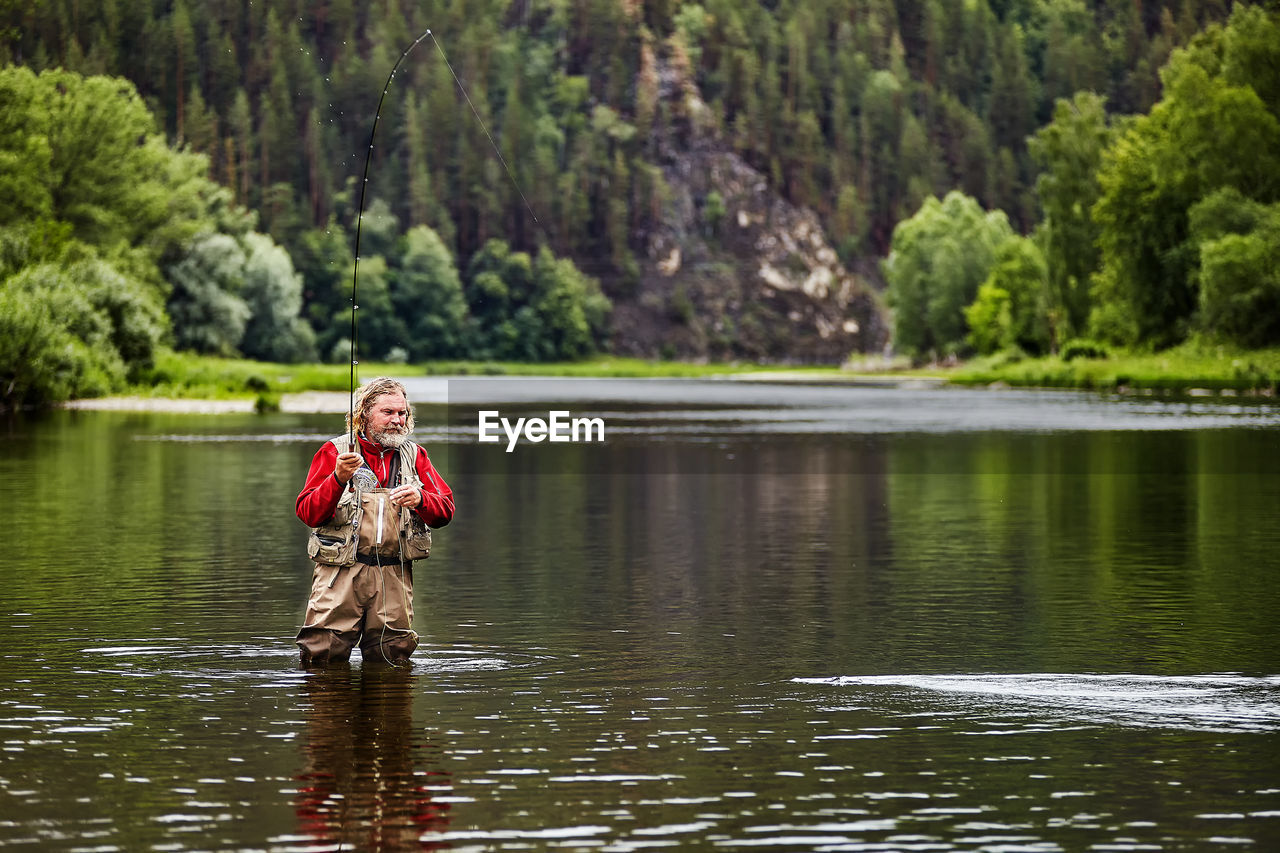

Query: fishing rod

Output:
[347, 27, 539, 449]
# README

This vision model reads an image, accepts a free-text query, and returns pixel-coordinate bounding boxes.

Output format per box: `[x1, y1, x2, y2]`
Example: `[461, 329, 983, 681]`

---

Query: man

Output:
[295, 377, 454, 665]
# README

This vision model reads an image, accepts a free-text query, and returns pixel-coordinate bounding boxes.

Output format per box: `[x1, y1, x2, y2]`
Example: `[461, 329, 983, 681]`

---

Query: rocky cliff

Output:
[608, 50, 888, 363]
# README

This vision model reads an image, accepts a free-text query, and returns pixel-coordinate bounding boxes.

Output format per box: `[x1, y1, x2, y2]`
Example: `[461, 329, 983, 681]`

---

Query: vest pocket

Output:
[356, 490, 403, 557]
[307, 527, 357, 565]
[307, 494, 359, 566]
[402, 515, 432, 560]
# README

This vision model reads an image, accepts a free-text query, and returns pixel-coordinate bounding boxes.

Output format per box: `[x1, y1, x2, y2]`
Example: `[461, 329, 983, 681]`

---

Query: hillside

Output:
[0, 0, 1263, 364]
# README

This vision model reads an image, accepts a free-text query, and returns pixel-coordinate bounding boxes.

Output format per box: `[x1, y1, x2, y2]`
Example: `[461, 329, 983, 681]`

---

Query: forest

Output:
[1, 0, 1277, 407]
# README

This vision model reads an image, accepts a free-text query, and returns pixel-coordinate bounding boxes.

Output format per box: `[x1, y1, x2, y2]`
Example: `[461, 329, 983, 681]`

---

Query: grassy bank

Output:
[948, 343, 1280, 394]
[135, 351, 372, 399]
[127, 345, 1280, 403]
[130, 350, 794, 400]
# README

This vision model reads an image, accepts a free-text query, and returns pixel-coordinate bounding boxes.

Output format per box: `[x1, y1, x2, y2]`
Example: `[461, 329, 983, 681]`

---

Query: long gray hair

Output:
[346, 376, 416, 436]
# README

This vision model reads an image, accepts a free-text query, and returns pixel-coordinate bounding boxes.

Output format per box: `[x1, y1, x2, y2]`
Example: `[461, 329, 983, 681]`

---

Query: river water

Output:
[2, 379, 1279, 851]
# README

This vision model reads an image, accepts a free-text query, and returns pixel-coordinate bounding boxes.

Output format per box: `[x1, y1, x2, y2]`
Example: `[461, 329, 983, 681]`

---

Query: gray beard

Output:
[368, 427, 408, 449]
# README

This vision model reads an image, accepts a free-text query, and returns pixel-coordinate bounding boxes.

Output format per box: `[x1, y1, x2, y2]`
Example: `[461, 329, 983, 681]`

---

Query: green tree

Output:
[965, 235, 1051, 355]
[1219, 4, 1280, 115]
[344, 253, 403, 362]
[0, 66, 256, 405]
[965, 282, 1013, 356]
[1197, 231, 1280, 348]
[861, 69, 904, 248]
[463, 238, 610, 361]
[404, 93, 433, 228]
[0, 71, 52, 224]
[393, 225, 468, 359]
[530, 247, 612, 360]
[833, 183, 871, 260]
[294, 220, 355, 355]
[226, 88, 253, 206]
[1038, 0, 1105, 113]
[1091, 22, 1280, 347]
[988, 21, 1036, 154]
[464, 238, 533, 358]
[0, 277, 117, 408]
[885, 191, 1014, 359]
[0, 255, 166, 407]
[240, 232, 317, 363]
[356, 197, 400, 262]
[183, 84, 219, 158]
[72, 254, 168, 370]
[166, 233, 250, 355]
[1188, 188, 1280, 347]
[171, 0, 197, 139]
[0, 67, 223, 260]
[1029, 91, 1113, 339]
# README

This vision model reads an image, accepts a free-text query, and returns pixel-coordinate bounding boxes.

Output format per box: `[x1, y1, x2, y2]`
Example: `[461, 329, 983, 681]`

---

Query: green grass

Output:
[134, 351, 370, 398]
[129, 344, 1280, 401]
[416, 357, 771, 378]
[129, 350, 818, 398]
[949, 342, 1280, 394]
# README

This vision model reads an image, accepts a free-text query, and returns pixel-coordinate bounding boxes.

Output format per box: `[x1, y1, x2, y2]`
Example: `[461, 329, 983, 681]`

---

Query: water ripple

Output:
[794, 673, 1280, 733]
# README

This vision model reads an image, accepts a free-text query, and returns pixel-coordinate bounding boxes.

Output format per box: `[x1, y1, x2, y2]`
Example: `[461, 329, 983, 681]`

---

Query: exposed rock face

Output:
[608, 52, 888, 363]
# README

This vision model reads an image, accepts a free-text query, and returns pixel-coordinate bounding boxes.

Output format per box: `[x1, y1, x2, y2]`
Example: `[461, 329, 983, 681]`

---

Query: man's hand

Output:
[334, 451, 362, 484]
[390, 484, 422, 508]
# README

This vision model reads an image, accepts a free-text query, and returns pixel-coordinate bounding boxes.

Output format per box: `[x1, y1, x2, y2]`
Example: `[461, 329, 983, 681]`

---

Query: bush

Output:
[243, 374, 270, 393]
[0, 280, 122, 408]
[702, 190, 725, 236]
[329, 337, 352, 365]
[1060, 339, 1111, 361]
[669, 285, 695, 325]
[254, 392, 281, 413]
[986, 346, 1028, 368]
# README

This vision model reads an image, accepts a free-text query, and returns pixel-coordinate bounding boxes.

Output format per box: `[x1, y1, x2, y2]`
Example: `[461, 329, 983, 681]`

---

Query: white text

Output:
[478, 410, 606, 452]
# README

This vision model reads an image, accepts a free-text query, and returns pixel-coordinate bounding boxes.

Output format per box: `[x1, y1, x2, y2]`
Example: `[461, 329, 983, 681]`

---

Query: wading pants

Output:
[296, 560, 419, 664]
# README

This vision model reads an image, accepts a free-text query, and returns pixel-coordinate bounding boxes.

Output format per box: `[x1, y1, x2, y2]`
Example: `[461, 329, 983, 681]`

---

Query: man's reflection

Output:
[295, 665, 452, 850]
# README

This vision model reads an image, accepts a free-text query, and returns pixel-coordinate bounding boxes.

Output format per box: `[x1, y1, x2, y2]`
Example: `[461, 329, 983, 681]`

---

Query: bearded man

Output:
[295, 377, 454, 665]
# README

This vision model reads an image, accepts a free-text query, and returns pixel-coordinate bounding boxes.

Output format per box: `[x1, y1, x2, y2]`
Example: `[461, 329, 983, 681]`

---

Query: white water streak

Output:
[794, 673, 1280, 733]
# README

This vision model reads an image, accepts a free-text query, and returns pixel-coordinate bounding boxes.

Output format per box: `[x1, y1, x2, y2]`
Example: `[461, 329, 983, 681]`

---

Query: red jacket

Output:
[296, 433, 454, 529]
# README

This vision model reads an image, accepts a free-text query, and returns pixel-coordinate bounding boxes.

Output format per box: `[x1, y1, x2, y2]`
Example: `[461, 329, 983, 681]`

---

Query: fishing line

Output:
[425, 30, 540, 228]
[343, 29, 536, 670]
[347, 27, 540, 444]
[348, 30, 428, 449]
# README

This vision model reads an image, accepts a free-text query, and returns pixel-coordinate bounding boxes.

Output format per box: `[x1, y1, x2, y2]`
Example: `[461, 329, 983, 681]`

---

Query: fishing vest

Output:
[305, 434, 434, 566]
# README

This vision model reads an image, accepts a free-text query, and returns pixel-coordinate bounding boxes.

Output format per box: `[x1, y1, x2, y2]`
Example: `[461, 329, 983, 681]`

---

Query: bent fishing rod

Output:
[347, 27, 539, 450]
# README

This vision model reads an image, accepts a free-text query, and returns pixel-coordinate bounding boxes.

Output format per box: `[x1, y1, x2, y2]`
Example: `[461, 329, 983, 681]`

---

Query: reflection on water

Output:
[428, 378, 1280, 435]
[0, 384, 1279, 850]
[295, 666, 452, 850]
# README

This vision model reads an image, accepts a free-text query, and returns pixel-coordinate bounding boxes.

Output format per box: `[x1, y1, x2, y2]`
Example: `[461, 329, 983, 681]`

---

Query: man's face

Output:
[365, 392, 410, 448]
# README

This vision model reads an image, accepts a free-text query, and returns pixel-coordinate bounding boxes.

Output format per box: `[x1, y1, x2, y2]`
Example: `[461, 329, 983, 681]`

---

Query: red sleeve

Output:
[296, 442, 346, 527]
[414, 447, 455, 528]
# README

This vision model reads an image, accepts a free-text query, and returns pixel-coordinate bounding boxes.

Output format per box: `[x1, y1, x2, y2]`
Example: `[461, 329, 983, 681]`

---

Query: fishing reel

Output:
[351, 467, 378, 492]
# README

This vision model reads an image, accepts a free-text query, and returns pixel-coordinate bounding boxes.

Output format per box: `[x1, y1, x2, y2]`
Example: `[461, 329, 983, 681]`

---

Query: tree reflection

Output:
[295, 665, 452, 851]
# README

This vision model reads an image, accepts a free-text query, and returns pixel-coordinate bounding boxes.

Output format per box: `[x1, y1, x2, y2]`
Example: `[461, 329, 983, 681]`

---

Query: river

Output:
[1, 378, 1278, 851]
